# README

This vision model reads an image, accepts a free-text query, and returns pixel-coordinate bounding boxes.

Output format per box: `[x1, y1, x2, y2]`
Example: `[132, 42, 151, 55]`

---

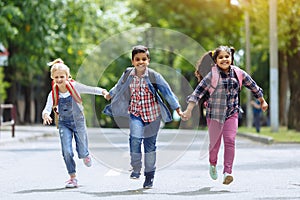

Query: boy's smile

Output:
[132, 52, 150, 76]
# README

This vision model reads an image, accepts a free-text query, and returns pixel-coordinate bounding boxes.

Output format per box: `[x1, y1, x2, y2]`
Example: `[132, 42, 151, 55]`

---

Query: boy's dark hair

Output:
[212, 45, 235, 65]
[131, 45, 150, 60]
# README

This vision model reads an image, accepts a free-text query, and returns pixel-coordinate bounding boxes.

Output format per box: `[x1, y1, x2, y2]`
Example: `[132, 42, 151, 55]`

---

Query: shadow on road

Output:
[15, 187, 76, 194]
[81, 187, 233, 197]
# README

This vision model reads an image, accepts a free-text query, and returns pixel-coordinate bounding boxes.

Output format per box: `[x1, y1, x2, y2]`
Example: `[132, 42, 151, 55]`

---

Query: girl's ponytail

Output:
[229, 47, 235, 65]
[48, 58, 71, 80]
[47, 58, 64, 67]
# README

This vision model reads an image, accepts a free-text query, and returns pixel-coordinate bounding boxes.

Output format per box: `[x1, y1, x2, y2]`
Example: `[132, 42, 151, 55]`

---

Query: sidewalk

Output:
[0, 125, 57, 145]
[0, 124, 274, 145]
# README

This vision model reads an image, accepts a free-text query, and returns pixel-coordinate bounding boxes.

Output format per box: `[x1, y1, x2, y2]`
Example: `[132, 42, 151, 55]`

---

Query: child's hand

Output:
[104, 93, 111, 101]
[176, 108, 183, 117]
[43, 114, 53, 125]
[181, 110, 192, 121]
[261, 101, 268, 112]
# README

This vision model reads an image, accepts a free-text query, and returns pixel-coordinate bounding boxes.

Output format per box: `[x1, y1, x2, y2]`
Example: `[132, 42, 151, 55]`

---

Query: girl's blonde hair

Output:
[47, 58, 72, 80]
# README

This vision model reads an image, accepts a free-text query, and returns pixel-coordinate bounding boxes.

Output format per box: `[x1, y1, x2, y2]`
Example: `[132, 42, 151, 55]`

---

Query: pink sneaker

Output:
[83, 155, 92, 167]
[65, 178, 78, 188]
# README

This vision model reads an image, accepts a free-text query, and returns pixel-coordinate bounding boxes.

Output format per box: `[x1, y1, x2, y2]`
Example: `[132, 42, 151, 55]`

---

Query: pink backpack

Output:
[208, 65, 244, 95]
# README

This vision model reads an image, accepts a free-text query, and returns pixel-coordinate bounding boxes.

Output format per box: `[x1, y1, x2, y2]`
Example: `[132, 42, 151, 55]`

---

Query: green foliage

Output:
[0, 0, 140, 125]
[130, 0, 243, 50]
[239, 126, 300, 143]
[0, 68, 10, 103]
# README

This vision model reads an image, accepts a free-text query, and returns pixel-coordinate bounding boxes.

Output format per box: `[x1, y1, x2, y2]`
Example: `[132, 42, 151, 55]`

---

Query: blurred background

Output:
[0, 0, 299, 131]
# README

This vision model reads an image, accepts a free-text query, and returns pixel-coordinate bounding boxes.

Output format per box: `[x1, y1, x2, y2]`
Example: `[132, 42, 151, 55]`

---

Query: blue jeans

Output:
[253, 112, 261, 133]
[129, 114, 160, 177]
[58, 96, 89, 175]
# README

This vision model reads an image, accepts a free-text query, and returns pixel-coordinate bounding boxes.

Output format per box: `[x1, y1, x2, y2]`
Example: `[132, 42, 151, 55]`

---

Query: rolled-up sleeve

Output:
[187, 75, 211, 104]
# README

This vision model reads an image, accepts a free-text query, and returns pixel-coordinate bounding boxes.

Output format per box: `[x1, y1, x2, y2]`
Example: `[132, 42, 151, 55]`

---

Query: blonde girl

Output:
[42, 58, 108, 188]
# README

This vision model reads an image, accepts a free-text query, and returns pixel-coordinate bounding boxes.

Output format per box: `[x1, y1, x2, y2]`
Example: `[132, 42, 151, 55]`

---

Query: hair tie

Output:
[211, 50, 215, 57]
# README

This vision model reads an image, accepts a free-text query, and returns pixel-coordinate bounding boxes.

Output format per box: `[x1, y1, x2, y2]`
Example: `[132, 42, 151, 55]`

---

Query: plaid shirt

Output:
[128, 69, 160, 122]
[187, 66, 263, 123]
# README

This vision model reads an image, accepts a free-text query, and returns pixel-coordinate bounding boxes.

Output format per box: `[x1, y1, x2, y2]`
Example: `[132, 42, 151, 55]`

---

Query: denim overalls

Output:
[58, 95, 89, 175]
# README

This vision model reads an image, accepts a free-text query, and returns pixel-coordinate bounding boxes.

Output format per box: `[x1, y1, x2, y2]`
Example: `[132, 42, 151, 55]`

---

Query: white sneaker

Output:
[223, 173, 233, 185]
[65, 178, 78, 188]
[83, 155, 92, 167]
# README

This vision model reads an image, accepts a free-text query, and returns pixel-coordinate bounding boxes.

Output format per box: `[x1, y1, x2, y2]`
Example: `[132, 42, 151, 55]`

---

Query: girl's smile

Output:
[216, 51, 232, 73]
[53, 70, 68, 90]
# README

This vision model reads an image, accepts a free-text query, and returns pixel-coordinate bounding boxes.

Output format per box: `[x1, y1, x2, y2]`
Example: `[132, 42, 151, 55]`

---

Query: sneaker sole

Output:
[65, 185, 78, 188]
[223, 175, 233, 185]
[130, 176, 140, 180]
[143, 185, 153, 189]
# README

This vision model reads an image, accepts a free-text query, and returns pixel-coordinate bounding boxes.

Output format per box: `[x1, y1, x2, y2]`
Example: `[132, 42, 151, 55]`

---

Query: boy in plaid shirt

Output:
[104, 45, 182, 189]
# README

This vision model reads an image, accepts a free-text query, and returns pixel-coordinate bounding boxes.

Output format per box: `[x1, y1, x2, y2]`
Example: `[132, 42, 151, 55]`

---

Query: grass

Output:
[238, 126, 300, 143]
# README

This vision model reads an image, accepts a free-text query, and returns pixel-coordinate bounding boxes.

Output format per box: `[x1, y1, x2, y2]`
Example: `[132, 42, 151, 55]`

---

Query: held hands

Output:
[181, 109, 192, 121]
[43, 114, 53, 125]
[102, 89, 111, 100]
[180, 102, 196, 121]
[176, 108, 183, 118]
[104, 93, 111, 101]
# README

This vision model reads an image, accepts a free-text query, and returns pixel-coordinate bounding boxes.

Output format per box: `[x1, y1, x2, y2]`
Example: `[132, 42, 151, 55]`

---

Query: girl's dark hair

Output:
[212, 45, 235, 65]
[195, 51, 215, 82]
[131, 45, 150, 60]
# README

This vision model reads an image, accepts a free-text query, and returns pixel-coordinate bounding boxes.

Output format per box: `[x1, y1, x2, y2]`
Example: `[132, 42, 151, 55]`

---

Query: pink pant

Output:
[207, 113, 238, 174]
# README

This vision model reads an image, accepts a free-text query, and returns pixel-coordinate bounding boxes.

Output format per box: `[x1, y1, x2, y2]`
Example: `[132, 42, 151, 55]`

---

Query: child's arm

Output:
[75, 81, 108, 96]
[42, 92, 53, 125]
[181, 102, 196, 121]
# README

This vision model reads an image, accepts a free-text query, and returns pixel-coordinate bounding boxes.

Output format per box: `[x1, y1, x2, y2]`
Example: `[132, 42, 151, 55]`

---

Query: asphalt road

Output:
[0, 127, 300, 200]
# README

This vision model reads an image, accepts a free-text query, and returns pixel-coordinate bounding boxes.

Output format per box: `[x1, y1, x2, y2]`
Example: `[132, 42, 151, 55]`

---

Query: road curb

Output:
[237, 132, 274, 144]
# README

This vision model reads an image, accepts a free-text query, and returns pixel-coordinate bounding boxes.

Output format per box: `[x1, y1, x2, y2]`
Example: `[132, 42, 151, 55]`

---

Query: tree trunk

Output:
[287, 37, 300, 131]
[23, 85, 32, 124]
[279, 51, 289, 126]
[3, 44, 19, 123]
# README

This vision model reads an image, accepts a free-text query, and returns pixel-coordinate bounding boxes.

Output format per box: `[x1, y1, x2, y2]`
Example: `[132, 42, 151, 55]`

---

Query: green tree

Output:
[245, 0, 300, 130]
[0, 0, 138, 126]
[0, 68, 9, 103]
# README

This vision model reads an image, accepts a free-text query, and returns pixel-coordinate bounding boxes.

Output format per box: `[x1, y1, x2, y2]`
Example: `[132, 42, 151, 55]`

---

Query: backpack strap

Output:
[121, 67, 134, 84]
[208, 65, 244, 95]
[148, 68, 158, 91]
[208, 65, 219, 95]
[231, 65, 243, 90]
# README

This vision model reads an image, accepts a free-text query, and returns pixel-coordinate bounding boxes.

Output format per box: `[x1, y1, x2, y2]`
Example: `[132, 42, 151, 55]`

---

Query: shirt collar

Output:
[130, 67, 149, 78]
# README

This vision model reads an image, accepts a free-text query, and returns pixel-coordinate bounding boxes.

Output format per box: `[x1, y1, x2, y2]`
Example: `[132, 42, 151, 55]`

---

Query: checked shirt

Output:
[128, 69, 160, 123]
